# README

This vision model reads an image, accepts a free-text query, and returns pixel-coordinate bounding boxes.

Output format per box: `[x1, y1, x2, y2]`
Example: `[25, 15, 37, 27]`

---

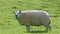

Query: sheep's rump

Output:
[19, 10, 50, 26]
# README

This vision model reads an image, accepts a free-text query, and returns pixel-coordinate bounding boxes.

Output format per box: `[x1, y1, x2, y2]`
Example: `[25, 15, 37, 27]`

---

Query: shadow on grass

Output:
[26, 31, 47, 33]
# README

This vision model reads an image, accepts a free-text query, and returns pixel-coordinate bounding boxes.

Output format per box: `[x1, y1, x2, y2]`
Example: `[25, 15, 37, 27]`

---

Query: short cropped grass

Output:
[0, 0, 60, 34]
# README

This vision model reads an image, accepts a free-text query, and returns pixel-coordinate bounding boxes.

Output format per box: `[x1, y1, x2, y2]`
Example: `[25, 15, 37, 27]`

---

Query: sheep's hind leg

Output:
[45, 25, 51, 31]
[26, 25, 30, 32]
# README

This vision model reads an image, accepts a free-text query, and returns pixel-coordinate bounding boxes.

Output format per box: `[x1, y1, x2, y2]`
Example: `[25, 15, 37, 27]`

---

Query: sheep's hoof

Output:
[27, 30, 30, 32]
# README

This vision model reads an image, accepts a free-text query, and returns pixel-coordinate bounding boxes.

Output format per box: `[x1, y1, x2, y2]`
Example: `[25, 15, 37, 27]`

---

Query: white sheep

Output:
[14, 10, 51, 32]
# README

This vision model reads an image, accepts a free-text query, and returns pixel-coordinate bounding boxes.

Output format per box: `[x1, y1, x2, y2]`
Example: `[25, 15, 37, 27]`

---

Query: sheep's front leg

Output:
[26, 25, 30, 32]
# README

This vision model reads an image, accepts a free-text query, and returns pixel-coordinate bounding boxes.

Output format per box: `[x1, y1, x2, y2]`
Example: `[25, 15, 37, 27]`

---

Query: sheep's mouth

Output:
[15, 15, 19, 19]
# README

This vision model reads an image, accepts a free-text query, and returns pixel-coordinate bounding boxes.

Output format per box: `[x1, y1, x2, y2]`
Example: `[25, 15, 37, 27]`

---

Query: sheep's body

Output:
[14, 10, 51, 32]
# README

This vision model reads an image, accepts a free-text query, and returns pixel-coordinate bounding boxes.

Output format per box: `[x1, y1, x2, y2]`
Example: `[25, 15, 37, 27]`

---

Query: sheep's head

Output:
[14, 10, 21, 19]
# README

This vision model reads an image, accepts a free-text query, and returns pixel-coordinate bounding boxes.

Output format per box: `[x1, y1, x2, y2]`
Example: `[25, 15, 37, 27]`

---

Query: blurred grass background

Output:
[0, 0, 60, 34]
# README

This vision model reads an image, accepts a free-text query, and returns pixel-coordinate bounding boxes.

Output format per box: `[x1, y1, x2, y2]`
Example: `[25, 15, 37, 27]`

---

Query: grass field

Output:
[0, 0, 60, 34]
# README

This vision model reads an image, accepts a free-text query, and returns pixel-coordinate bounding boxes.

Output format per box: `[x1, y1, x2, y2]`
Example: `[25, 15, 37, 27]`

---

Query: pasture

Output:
[0, 0, 60, 34]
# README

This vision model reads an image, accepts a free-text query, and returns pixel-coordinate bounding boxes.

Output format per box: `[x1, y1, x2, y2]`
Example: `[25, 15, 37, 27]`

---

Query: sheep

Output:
[14, 10, 51, 32]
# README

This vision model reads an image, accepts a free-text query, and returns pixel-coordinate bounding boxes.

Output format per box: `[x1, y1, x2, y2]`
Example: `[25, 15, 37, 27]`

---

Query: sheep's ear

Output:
[19, 10, 21, 13]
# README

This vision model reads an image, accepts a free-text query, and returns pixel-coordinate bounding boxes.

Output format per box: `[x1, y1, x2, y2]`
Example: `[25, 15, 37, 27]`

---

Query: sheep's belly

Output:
[20, 20, 41, 26]
[30, 23, 41, 26]
[29, 20, 41, 26]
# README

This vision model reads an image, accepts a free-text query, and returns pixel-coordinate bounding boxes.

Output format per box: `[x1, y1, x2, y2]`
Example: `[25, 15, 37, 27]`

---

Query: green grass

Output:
[0, 0, 60, 34]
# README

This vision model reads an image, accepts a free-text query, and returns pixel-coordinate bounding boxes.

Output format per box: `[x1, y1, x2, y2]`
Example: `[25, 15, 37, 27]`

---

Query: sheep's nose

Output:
[15, 15, 18, 19]
[15, 15, 17, 17]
